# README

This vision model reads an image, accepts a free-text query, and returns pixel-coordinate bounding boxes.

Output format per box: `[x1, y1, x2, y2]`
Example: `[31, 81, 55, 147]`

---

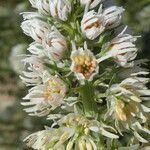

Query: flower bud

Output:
[81, 10, 105, 40]
[29, 0, 50, 15]
[43, 27, 67, 61]
[103, 6, 125, 29]
[98, 29, 138, 67]
[20, 56, 44, 86]
[49, 0, 71, 21]
[109, 33, 137, 67]
[80, 0, 102, 9]
[21, 18, 50, 43]
[28, 42, 45, 57]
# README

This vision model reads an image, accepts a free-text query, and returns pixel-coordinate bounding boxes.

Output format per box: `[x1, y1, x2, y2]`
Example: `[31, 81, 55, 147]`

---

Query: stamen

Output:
[73, 54, 97, 79]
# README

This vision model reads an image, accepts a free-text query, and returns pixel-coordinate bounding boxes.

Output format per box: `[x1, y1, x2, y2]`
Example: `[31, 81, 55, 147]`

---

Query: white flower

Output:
[24, 114, 118, 149]
[27, 42, 45, 57]
[119, 106, 150, 143]
[43, 27, 67, 61]
[20, 55, 44, 86]
[120, 76, 150, 101]
[21, 18, 50, 43]
[59, 114, 118, 139]
[21, 12, 42, 20]
[98, 28, 138, 67]
[118, 59, 149, 78]
[24, 127, 75, 150]
[71, 43, 99, 81]
[105, 76, 150, 143]
[80, 0, 102, 9]
[29, 0, 50, 15]
[81, 10, 105, 40]
[81, 6, 124, 39]
[49, 0, 71, 21]
[109, 76, 150, 105]
[103, 6, 125, 29]
[115, 100, 139, 122]
[19, 0, 150, 148]
[110, 34, 137, 67]
[21, 72, 67, 116]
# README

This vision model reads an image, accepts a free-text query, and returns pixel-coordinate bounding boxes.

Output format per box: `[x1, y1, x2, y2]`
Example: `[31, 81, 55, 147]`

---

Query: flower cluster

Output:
[25, 114, 119, 149]
[20, 0, 150, 149]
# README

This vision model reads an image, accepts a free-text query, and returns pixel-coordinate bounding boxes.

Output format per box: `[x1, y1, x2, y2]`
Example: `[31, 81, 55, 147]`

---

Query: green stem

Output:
[79, 81, 98, 118]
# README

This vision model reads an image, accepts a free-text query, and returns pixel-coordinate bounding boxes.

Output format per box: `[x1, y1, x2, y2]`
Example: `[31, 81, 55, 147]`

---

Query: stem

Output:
[79, 81, 98, 118]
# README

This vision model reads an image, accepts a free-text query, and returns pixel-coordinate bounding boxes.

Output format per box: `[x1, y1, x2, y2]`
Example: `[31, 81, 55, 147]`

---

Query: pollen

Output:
[84, 128, 90, 135]
[116, 100, 128, 122]
[43, 79, 62, 101]
[43, 90, 53, 101]
[73, 54, 97, 79]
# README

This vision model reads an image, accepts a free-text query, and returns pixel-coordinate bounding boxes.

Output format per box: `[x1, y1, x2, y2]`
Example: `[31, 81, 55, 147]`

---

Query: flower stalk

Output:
[79, 81, 98, 118]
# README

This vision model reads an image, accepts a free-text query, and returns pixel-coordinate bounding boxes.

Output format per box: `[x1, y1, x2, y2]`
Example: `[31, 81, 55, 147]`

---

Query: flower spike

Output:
[20, 0, 150, 149]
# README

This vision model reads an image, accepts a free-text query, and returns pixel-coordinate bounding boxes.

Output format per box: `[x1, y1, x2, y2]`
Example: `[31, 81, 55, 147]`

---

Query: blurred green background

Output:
[0, 0, 149, 149]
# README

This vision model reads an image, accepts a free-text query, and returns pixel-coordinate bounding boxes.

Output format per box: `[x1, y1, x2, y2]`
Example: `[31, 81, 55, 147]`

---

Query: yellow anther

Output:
[116, 100, 127, 121]
[72, 52, 97, 79]
[84, 128, 89, 135]
[84, 61, 91, 66]
[74, 57, 79, 63]
[51, 89, 60, 93]
[78, 55, 84, 61]
[69, 118, 73, 124]
[48, 79, 57, 86]
[67, 124, 70, 127]
[84, 123, 87, 128]
[76, 117, 80, 122]
[84, 55, 90, 62]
